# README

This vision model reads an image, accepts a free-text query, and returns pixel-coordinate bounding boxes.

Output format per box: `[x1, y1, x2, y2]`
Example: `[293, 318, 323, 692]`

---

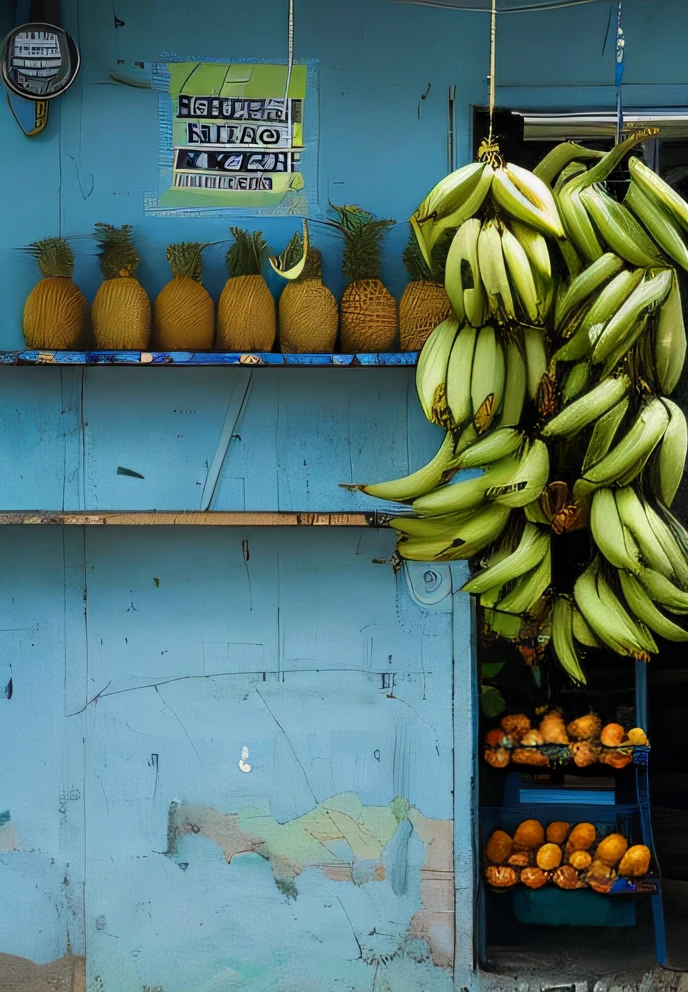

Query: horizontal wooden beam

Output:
[0, 350, 418, 367]
[0, 511, 389, 527]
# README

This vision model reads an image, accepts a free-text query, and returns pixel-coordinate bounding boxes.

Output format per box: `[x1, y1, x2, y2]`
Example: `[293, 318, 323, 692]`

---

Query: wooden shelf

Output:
[0, 350, 419, 367]
[0, 511, 392, 526]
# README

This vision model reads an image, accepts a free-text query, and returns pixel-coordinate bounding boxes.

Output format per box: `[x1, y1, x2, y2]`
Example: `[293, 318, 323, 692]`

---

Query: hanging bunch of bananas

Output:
[350, 129, 688, 685]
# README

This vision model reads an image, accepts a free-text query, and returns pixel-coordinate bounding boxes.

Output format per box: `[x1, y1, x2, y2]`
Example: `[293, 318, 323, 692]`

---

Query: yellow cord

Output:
[488, 0, 497, 142]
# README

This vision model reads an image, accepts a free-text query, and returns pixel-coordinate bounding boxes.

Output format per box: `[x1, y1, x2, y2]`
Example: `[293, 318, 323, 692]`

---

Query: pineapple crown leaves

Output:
[329, 203, 395, 283]
[27, 236, 75, 278]
[403, 227, 438, 283]
[94, 223, 140, 279]
[226, 227, 268, 278]
[166, 242, 207, 281]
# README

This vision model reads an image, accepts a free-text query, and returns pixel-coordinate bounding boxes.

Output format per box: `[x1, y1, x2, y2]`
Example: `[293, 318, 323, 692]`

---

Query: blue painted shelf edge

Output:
[0, 350, 420, 367]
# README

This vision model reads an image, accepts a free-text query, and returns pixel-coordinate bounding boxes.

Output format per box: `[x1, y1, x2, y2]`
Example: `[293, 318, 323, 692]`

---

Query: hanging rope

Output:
[283, 0, 295, 114]
[488, 0, 497, 142]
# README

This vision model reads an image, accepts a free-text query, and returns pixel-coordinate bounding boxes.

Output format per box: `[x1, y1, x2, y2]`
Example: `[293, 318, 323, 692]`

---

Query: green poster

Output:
[157, 61, 309, 213]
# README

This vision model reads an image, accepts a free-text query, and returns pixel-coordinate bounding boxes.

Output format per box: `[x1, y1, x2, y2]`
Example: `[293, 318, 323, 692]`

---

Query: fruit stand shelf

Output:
[0, 511, 392, 526]
[0, 350, 419, 367]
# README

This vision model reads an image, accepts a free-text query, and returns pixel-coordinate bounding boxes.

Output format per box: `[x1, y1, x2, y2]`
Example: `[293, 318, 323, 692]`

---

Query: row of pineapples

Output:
[23, 207, 450, 354]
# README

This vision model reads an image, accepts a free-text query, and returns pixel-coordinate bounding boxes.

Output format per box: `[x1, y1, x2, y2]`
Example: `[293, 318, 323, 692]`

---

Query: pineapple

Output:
[399, 230, 451, 351]
[277, 232, 338, 353]
[333, 205, 397, 353]
[23, 237, 88, 349]
[154, 243, 214, 350]
[92, 224, 151, 350]
[216, 228, 276, 351]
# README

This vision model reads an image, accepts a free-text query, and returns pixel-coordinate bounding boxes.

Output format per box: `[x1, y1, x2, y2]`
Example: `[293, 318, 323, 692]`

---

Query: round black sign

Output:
[2, 21, 80, 101]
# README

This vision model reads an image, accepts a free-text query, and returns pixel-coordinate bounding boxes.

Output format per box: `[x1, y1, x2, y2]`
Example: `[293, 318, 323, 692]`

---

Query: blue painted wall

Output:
[1, 1, 687, 989]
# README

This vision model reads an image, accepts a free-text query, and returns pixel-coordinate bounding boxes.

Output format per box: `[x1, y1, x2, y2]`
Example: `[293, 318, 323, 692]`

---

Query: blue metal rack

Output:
[477, 659, 667, 968]
[0, 350, 420, 366]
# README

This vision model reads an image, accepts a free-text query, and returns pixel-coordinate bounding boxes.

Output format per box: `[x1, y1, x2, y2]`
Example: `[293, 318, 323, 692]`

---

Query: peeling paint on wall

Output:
[0, 951, 85, 992]
[165, 793, 454, 967]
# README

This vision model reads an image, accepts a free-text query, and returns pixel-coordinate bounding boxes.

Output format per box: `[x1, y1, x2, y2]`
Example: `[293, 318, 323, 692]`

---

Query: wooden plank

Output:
[0, 350, 419, 366]
[0, 511, 377, 526]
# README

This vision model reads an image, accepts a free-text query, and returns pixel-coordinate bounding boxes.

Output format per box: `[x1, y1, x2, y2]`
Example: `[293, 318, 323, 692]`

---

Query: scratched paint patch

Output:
[164, 793, 454, 967]
[0, 810, 19, 852]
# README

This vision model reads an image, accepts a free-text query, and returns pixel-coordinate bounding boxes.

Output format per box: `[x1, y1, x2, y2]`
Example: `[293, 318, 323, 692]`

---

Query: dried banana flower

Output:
[618, 845, 651, 877]
[512, 748, 550, 767]
[485, 866, 519, 888]
[572, 741, 601, 768]
[486, 829, 513, 864]
[539, 710, 569, 744]
[513, 819, 545, 850]
[566, 713, 602, 741]
[484, 747, 511, 769]
[553, 865, 580, 890]
[500, 713, 531, 740]
[521, 867, 548, 889]
[537, 843, 563, 871]
[546, 821, 571, 845]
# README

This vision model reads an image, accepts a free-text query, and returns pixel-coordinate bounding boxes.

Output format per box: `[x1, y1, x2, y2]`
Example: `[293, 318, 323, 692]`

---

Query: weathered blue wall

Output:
[2, 1, 687, 989]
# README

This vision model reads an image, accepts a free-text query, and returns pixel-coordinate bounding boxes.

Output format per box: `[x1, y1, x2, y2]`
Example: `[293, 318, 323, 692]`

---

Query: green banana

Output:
[461, 522, 549, 595]
[596, 567, 658, 655]
[444, 219, 485, 326]
[415, 161, 487, 224]
[533, 142, 604, 186]
[574, 398, 669, 497]
[358, 430, 460, 502]
[580, 184, 664, 268]
[637, 567, 688, 615]
[478, 220, 515, 324]
[455, 427, 524, 469]
[389, 510, 473, 538]
[446, 324, 478, 427]
[554, 252, 624, 332]
[650, 502, 688, 587]
[497, 546, 551, 614]
[416, 317, 459, 425]
[486, 439, 550, 508]
[554, 269, 644, 363]
[553, 160, 588, 195]
[415, 164, 495, 266]
[412, 453, 521, 517]
[574, 559, 653, 659]
[591, 268, 673, 366]
[541, 373, 630, 438]
[654, 398, 687, 508]
[629, 155, 688, 234]
[615, 487, 675, 578]
[654, 271, 686, 396]
[561, 361, 591, 403]
[471, 326, 505, 429]
[500, 224, 540, 324]
[590, 487, 641, 573]
[509, 220, 552, 285]
[572, 606, 602, 648]
[625, 180, 688, 272]
[398, 503, 512, 561]
[491, 162, 565, 240]
[552, 596, 587, 684]
[582, 397, 629, 473]
[523, 326, 548, 401]
[618, 570, 688, 642]
[500, 336, 527, 427]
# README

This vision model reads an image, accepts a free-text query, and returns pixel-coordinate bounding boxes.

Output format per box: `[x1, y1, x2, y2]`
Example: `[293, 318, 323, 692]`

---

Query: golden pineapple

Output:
[92, 224, 151, 349]
[154, 243, 214, 350]
[216, 228, 276, 351]
[278, 238, 338, 353]
[23, 237, 88, 349]
[399, 230, 451, 351]
[333, 205, 397, 353]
